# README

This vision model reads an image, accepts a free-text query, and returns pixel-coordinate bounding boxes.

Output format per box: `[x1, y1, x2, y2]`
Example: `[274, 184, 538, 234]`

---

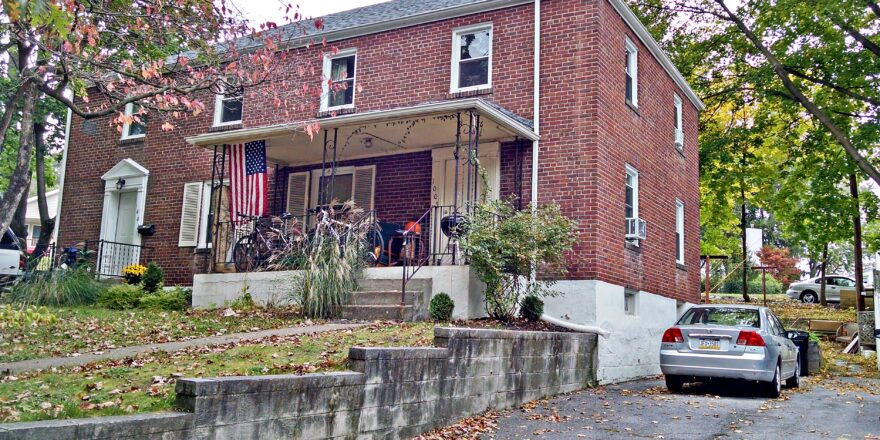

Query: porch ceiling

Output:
[184, 98, 537, 166]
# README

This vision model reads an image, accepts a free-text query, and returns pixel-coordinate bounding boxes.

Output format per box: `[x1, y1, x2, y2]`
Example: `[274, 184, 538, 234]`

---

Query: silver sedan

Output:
[660, 305, 800, 397]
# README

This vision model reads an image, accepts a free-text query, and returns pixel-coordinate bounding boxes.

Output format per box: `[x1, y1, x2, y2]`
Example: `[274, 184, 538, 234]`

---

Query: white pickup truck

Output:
[0, 229, 24, 286]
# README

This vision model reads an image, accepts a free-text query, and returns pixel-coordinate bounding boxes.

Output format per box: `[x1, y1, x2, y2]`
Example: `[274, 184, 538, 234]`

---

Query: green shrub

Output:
[229, 290, 257, 310]
[98, 284, 144, 310]
[429, 293, 455, 322]
[0, 305, 57, 329]
[141, 262, 165, 293]
[519, 295, 544, 321]
[139, 287, 190, 311]
[6, 268, 106, 307]
[461, 200, 576, 321]
[717, 273, 783, 295]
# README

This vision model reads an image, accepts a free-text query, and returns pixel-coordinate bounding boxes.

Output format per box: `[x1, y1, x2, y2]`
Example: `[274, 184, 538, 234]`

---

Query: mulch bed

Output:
[449, 318, 573, 332]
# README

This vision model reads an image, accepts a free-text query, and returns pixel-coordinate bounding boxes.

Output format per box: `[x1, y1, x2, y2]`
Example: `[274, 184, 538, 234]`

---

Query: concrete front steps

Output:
[340, 278, 430, 321]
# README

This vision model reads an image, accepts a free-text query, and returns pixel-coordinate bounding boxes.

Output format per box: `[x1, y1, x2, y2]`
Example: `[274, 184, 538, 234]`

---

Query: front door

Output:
[430, 144, 499, 264]
[101, 191, 139, 276]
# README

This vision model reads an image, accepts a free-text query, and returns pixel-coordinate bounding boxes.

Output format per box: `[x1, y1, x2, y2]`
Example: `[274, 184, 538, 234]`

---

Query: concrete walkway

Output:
[0, 322, 366, 374]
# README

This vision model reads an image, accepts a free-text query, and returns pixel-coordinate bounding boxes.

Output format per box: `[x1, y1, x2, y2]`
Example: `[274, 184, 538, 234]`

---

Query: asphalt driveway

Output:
[485, 377, 880, 439]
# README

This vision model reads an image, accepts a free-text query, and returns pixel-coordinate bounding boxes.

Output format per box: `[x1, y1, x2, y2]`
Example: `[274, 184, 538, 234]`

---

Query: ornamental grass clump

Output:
[290, 202, 371, 318]
[6, 267, 107, 307]
[460, 200, 576, 321]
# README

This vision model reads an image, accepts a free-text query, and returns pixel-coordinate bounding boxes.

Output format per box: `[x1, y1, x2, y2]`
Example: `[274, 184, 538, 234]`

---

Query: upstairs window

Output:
[322, 48, 357, 111]
[121, 103, 147, 139]
[625, 37, 638, 107]
[674, 94, 684, 149]
[675, 199, 685, 264]
[451, 24, 492, 92]
[213, 86, 243, 127]
[625, 164, 639, 230]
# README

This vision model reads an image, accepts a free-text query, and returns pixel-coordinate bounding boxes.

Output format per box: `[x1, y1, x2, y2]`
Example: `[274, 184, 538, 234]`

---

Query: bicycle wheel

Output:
[232, 236, 258, 272]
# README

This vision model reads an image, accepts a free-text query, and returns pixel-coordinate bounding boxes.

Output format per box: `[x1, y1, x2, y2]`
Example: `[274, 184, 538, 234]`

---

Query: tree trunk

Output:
[10, 189, 29, 248]
[850, 173, 866, 311]
[32, 123, 54, 256]
[0, 83, 37, 239]
[741, 196, 750, 302]
[820, 242, 829, 306]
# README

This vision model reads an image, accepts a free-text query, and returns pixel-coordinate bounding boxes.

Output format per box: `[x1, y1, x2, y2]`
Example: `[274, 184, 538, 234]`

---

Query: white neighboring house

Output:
[24, 189, 59, 250]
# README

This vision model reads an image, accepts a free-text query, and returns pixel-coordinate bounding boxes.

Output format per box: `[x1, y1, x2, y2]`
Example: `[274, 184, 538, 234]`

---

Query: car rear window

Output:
[677, 307, 761, 328]
[0, 230, 20, 251]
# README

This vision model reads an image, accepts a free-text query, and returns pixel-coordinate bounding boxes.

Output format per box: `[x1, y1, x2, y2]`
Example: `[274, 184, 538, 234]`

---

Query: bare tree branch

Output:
[836, 20, 880, 58]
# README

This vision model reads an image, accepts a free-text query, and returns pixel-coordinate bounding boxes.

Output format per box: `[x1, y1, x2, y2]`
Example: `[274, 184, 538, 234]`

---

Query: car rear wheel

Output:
[764, 364, 782, 398]
[785, 357, 800, 388]
[665, 375, 685, 393]
[800, 291, 818, 304]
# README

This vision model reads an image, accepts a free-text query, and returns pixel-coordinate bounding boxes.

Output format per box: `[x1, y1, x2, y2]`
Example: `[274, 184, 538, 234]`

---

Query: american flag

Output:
[228, 140, 268, 223]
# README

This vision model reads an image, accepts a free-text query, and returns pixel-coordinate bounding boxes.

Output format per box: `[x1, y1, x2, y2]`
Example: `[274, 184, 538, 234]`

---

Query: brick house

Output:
[55, 0, 702, 382]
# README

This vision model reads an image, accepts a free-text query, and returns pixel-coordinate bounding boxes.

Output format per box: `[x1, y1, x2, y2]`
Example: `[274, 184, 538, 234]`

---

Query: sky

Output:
[230, 0, 389, 23]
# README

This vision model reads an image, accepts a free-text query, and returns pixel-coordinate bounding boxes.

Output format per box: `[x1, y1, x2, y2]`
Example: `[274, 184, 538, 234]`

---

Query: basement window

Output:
[624, 289, 638, 316]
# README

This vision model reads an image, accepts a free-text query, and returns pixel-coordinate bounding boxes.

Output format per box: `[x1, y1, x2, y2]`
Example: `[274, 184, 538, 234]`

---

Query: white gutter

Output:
[541, 314, 611, 338]
[530, 0, 540, 213]
[52, 108, 72, 244]
[184, 98, 539, 146]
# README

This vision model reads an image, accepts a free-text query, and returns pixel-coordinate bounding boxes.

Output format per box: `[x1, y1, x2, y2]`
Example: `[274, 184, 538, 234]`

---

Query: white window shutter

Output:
[352, 166, 375, 211]
[286, 172, 310, 220]
[178, 182, 203, 247]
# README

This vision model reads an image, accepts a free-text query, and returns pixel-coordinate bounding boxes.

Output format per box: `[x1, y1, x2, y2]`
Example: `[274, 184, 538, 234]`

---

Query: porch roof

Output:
[185, 98, 537, 166]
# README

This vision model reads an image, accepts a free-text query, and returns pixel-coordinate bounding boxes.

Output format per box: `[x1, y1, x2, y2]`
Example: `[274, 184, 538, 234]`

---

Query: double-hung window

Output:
[121, 103, 147, 140]
[625, 164, 639, 234]
[322, 48, 357, 111]
[674, 94, 684, 149]
[675, 199, 685, 264]
[625, 37, 638, 107]
[451, 24, 492, 92]
[213, 86, 243, 127]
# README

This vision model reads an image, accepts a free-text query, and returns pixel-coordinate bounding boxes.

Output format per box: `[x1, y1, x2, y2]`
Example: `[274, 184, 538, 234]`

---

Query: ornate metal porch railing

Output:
[83, 240, 154, 278]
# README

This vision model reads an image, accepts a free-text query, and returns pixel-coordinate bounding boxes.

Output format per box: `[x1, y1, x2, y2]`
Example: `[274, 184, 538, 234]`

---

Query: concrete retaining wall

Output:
[0, 327, 597, 440]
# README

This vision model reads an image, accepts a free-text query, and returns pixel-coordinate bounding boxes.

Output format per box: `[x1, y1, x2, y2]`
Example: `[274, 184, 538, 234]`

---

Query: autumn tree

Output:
[0, 0, 323, 239]
[757, 246, 800, 288]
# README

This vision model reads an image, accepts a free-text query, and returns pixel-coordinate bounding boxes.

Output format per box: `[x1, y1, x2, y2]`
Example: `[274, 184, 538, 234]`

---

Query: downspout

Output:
[531, 0, 540, 213]
[541, 314, 611, 338]
[52, 108, 73, 244]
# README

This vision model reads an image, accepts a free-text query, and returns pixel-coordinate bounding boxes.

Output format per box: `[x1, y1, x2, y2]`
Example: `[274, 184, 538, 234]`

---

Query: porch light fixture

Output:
[116, 178, 126, 190]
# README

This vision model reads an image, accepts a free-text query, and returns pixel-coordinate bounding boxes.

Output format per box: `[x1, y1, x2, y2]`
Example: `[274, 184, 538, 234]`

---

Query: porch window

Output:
[675, 199, 684, 264]
[625, 37, 638, 107]
[674, 93, 684, 149]
[121, 103, 147, 139]
[625, 164, 639, 235]
[318, 173, 354, 205]
[213, 86, 243, 127]
[451, 24, 492, 92]
[322, 48, 357, 111]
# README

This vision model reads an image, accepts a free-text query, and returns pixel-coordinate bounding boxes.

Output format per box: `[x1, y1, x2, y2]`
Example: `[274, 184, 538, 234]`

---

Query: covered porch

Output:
[185, 98, 536, 286]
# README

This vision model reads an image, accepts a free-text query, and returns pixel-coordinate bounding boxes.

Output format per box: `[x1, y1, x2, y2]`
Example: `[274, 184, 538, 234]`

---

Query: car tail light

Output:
[19, 254, 25, 270]
[736, 330, 765, 346]
[662, 327, 684, 343]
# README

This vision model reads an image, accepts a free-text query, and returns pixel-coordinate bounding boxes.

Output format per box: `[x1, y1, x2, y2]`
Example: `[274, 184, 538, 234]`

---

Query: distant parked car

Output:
[0, 229, 24, 287]
[786, 275, 869, 303]
[660, 305, 800, 398]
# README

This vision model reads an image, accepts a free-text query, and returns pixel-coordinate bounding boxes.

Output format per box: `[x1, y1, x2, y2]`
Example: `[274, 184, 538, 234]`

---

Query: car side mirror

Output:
[786, 331, 796, 339]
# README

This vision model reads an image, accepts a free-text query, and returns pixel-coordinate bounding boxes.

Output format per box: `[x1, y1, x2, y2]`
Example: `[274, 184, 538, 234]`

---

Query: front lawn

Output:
[0, 306, 304, 363]
[0, 322, 434, 423]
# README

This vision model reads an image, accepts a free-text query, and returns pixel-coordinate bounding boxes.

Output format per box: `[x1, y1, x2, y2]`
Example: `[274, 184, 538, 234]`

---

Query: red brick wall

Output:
[58, 0, 700, 302]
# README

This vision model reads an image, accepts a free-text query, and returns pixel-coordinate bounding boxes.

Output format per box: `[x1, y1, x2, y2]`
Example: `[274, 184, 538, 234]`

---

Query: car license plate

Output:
[698, 338, 720, 350]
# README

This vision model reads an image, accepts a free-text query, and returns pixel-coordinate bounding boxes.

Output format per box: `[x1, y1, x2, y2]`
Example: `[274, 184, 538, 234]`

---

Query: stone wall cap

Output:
[349, 346, 449, 360]
[176, 371, 365, 396]
[434, 326, 595, 340]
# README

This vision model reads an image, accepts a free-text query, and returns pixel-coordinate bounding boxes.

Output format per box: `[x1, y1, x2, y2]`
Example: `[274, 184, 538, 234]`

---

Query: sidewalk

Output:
[0, 322, 366, 374]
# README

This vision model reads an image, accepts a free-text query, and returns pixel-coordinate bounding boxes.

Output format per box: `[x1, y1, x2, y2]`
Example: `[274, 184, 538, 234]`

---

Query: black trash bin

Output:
[788, 330, 811, 376]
